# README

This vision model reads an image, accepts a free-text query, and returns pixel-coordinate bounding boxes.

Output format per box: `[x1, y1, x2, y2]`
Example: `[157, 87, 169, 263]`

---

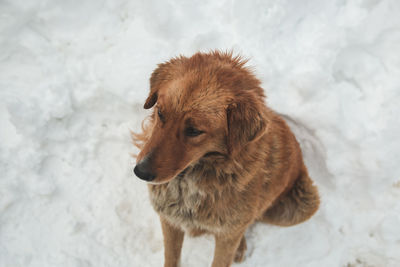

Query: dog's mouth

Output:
[145, 152, 226, 185]
[177, 168, 188, 178]
[146, 167, 189, 185]
[202, 151, 226, 158]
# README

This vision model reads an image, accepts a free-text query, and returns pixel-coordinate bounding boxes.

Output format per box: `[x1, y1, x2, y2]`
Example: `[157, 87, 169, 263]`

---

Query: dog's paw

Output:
[234, 250, 246, 263]
[234, 237, 247, 263]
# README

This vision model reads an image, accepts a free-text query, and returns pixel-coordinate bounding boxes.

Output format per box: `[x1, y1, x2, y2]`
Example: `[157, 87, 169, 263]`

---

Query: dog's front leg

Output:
[160, 217, 184, 267]
[212, 230, 245, 267]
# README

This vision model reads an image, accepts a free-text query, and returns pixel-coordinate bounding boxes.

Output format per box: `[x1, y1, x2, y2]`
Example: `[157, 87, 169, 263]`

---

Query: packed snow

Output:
[1, 0, 400, 266]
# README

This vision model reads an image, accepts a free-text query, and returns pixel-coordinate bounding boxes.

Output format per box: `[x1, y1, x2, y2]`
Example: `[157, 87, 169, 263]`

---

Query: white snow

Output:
[1, 0, 400, 266]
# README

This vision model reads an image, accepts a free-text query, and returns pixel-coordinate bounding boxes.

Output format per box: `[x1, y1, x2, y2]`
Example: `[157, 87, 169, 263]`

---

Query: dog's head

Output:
[134, 51, 268, 184]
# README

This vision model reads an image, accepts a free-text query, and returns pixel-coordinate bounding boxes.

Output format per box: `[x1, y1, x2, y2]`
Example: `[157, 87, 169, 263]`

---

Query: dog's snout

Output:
[134, 157, 156, 181]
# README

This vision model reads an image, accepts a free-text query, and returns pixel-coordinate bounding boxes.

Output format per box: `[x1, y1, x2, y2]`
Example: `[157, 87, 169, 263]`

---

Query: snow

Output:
[1, 0, 399, 266]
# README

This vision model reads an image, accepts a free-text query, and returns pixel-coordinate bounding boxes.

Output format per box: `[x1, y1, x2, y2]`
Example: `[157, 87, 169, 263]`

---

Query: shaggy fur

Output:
[132, 51, 319, 267]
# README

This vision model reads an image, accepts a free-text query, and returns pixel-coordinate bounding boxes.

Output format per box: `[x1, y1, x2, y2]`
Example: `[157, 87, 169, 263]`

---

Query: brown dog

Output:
[133, 51, 319, 267]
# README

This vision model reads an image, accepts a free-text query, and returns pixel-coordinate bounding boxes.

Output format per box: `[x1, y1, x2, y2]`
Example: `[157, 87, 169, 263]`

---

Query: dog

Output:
[133, 51, 319, 267]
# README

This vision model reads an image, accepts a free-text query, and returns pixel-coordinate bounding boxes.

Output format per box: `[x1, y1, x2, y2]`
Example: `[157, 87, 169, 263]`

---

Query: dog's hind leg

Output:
[260, 169, 320, 226]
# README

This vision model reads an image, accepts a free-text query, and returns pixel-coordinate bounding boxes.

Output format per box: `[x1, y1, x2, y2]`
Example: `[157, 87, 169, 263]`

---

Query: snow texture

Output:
[1, 0, 400, 266]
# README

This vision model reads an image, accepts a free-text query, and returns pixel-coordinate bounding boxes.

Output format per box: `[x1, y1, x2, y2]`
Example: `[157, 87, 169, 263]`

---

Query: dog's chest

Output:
[149, 177, 218, 231]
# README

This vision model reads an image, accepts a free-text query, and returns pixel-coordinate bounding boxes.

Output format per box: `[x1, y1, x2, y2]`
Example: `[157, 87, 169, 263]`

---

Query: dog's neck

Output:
[181, 152, 252, 192]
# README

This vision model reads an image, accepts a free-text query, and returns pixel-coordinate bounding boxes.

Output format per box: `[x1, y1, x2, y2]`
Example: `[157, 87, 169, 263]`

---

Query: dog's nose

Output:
[134, 157, 156, 181]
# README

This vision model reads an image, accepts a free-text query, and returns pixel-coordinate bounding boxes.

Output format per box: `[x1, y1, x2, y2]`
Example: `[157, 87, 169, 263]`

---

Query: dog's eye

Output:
[185, 127, 204, 137]
[157, 108, 165, 123]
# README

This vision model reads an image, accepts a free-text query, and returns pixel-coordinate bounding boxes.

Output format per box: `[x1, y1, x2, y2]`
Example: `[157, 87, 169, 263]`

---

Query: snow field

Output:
[1, 0, 400, 266]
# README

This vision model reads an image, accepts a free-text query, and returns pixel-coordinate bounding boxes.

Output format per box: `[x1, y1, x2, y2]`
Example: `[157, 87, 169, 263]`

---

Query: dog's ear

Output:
[143, 92, 158, 109]
[226, 96, 267, 156]
[144, 62, 171, 109]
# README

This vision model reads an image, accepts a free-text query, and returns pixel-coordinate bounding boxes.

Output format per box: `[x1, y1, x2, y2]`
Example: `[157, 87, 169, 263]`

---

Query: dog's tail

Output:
[259, 169, 320, 226]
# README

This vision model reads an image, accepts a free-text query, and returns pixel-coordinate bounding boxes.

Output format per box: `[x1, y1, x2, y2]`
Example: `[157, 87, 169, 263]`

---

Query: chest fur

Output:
[148, 177, 229, 233]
